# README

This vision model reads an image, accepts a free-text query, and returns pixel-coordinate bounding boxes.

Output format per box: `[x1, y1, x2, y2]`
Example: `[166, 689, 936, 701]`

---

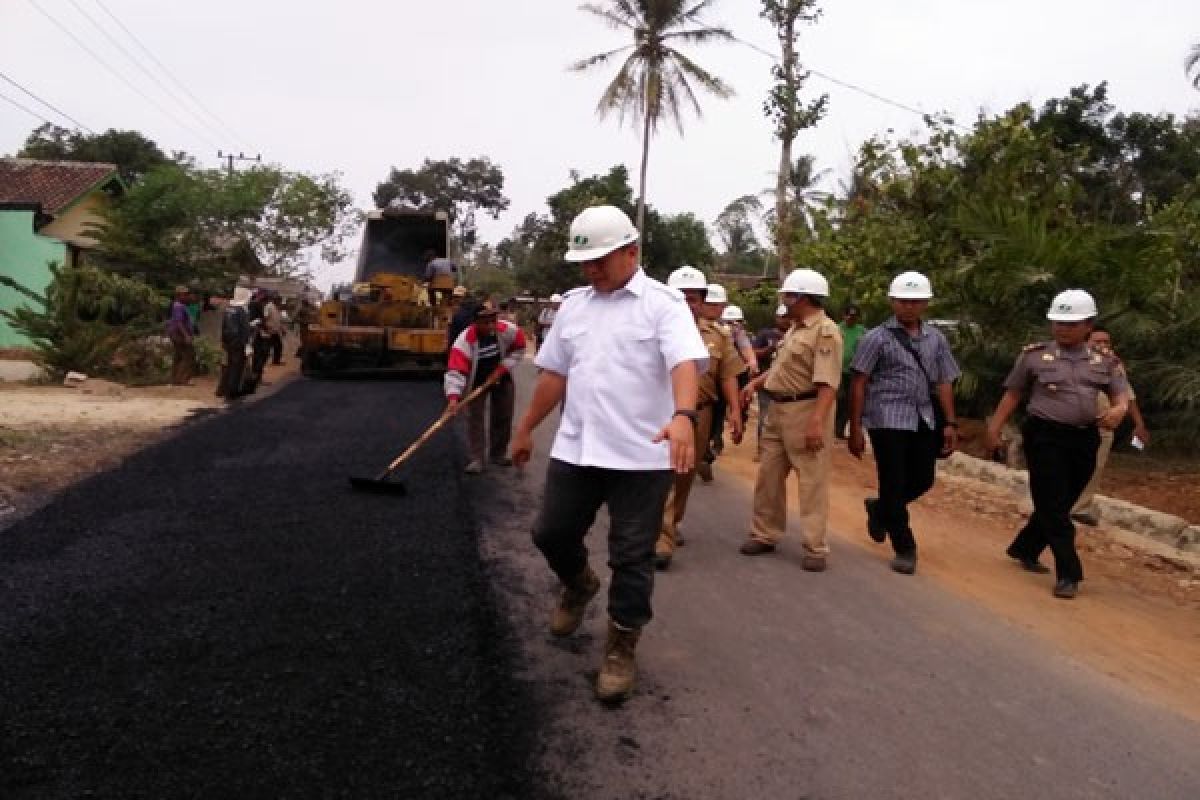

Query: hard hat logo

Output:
[574, 235, 589, 245]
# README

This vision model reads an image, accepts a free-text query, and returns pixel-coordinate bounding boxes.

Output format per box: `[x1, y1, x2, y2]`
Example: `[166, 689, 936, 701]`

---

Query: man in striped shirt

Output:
[847, 272, 960, 575]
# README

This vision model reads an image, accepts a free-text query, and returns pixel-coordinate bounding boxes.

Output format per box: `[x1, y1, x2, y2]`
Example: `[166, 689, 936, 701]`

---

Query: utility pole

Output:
[217, 150, 261, 175]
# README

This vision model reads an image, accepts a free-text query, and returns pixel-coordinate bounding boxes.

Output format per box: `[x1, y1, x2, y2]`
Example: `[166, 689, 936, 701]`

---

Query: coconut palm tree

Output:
[761, 155, 831, 237]
[570, 0, 735, 234]
[1188, 43, 1200, 89]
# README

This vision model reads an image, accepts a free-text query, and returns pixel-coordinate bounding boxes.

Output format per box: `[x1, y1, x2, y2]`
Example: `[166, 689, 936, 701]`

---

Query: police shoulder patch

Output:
[818, 320, 840, 338]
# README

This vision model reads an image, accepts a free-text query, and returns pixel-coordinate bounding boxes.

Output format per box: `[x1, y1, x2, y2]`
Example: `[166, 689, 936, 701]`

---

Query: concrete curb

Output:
[939, 452, 1200, 569]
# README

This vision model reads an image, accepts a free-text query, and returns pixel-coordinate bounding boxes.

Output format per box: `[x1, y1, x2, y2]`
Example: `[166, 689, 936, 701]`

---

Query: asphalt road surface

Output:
[477, 363, 1200, 800]
[1, 377, 547, 799]
[4, 364, 1199, 799]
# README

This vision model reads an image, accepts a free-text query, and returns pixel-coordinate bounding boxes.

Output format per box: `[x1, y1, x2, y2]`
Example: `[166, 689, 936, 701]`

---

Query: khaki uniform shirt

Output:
[764, 310, 843, 394]
[1003, 343, 1129, 427]
[698, 318, 744, 405]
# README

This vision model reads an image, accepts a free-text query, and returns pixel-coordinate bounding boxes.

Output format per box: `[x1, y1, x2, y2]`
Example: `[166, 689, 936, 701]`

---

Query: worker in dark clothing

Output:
[217, 287, 254, 399]
[447, 288, 478, 354]
[986, 289, 1129, 600]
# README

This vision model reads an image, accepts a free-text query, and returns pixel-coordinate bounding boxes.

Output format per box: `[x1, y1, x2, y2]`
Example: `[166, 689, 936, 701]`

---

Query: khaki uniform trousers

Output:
[656, 405, 714, 558]
[750, 399, 833, 555]
[1072, 429, 1114, 517]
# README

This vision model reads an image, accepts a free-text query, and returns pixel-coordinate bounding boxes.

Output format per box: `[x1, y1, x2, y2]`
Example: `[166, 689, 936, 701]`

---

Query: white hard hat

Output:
[564, 205, 639, 262]
[667, 265, 708, 291]
[549, 293, 564, 303]
[705, 284, 728, 304]
[721, 305, 744, 322]
[888, 271, 933, 299]
[778, 268, 829, 297]
[775, 303, 788, 316]
[1047, 289, 1098, 322]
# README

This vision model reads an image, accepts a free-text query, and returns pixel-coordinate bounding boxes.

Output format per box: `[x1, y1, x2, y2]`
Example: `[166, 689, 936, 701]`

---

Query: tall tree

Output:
[373, 157, 510, 255]
[760, 0, 828, 279]
[714, 195, 763, 272]
[571, 0, 735, 234]
[17, 124, 177, 184]
[94, 164, 355, 290]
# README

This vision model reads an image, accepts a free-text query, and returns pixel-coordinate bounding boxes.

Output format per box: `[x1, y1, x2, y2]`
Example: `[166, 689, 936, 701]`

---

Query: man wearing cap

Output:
[654, 268, 744, 569]
[446, 303, 527, 474]
[737, 269, 843, 571]
[835, 304, 866, 439]
[511, 205, 708, 703]
[986, 289, 1129, 599]
[847, 272, 960, 575]
[166, 285, 195, 386]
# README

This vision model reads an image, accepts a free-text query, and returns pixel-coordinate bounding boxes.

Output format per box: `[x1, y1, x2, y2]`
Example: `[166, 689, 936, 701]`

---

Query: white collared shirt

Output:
[535, 268, 709, 470]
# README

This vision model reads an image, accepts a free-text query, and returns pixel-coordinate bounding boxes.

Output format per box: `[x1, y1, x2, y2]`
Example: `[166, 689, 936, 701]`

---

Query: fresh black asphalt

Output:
[0, 377, 547, 799]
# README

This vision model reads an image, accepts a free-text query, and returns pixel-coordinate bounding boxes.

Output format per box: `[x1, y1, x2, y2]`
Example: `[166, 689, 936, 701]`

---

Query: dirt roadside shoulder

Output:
[714, 434, 1200, 722]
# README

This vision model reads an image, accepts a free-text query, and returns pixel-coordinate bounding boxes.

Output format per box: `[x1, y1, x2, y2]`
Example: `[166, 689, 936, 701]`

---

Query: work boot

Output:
[464, 460, 483, 475]
[491, 456, 514, 467]
[595, 620, 641, 703]
[550, 567, 601, 637]
[696, 461, 713, 483]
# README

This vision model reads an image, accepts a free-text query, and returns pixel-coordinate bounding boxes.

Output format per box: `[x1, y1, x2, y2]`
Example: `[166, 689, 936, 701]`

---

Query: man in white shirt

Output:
[511, 205, 708, 704]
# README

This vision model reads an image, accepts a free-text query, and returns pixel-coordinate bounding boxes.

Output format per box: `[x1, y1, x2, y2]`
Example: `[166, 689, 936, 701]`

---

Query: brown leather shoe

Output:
[801, 555, 827, 572]
[550, 567, 601, 637]
[595, 620, 641, 703]
[739, 539, 776, 556]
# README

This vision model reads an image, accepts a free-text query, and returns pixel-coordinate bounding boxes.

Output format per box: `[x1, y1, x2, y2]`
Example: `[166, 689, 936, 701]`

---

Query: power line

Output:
[736, 37, 970, 131]
[0, 70, 94, 133]
[63, 0, 226, 143]
[89, 0, 252, 150]
[0, 88, 56, 126]
[25, 0, 221, 151]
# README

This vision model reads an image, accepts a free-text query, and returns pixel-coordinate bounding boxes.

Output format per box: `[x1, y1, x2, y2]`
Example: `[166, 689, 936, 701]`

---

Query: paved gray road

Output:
[473, 362, 1200, 800]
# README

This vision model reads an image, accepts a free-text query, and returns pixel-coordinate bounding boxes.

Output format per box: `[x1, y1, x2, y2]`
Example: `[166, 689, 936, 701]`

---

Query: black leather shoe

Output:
[739, 539, 776, 556]
[864, 498, 887, 543]
[891, 551, 917, 575]
[1053, 579, 1078, 599]
[1006, 547, 1051, 574]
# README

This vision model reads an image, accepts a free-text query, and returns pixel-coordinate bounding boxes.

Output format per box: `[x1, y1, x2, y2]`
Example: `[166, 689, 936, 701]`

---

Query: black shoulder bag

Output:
[886, 327, 950, 456]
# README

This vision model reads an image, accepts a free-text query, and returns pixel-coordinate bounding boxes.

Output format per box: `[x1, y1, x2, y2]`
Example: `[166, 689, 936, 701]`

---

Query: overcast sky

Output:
[3, 0, 1199, 290]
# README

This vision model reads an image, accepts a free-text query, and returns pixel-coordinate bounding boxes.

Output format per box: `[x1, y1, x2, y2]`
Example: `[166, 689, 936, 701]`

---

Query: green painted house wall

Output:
[0, 210, 66, 348]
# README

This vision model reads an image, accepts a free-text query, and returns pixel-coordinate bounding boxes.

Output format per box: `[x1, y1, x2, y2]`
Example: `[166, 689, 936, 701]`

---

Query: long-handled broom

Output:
[348, 378, 496, 496]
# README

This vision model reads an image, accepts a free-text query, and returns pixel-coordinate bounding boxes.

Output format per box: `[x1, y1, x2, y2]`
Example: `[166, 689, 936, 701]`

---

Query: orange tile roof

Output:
[0, 158, 119, 215]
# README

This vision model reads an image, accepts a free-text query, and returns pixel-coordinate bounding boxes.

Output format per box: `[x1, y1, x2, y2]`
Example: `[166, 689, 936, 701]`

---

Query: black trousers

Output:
[834, 371, 852, 439]
[1008, 417, 1099, 583]
[217, 343, 248, 398]
[532, 459, 674, 629]
[867, 422, 941, 555]
[252, 335, 270, 378]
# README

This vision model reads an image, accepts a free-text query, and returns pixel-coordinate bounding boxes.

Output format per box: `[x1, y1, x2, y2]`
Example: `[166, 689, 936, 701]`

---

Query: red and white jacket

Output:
[444, 320, 527, 399]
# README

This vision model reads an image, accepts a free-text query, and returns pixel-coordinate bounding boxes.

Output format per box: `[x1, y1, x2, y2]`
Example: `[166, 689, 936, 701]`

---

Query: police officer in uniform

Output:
[737, 269, 843, 571]
[986, 289, 1129, 599]
[655, 267, 744, 569]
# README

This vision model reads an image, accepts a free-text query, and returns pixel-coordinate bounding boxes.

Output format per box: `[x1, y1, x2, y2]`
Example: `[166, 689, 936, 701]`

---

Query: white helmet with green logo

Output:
[564, 205, 639, 263]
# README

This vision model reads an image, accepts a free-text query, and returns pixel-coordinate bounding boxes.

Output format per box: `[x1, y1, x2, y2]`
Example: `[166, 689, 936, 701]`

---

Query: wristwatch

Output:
[673, 410, 699, 424]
